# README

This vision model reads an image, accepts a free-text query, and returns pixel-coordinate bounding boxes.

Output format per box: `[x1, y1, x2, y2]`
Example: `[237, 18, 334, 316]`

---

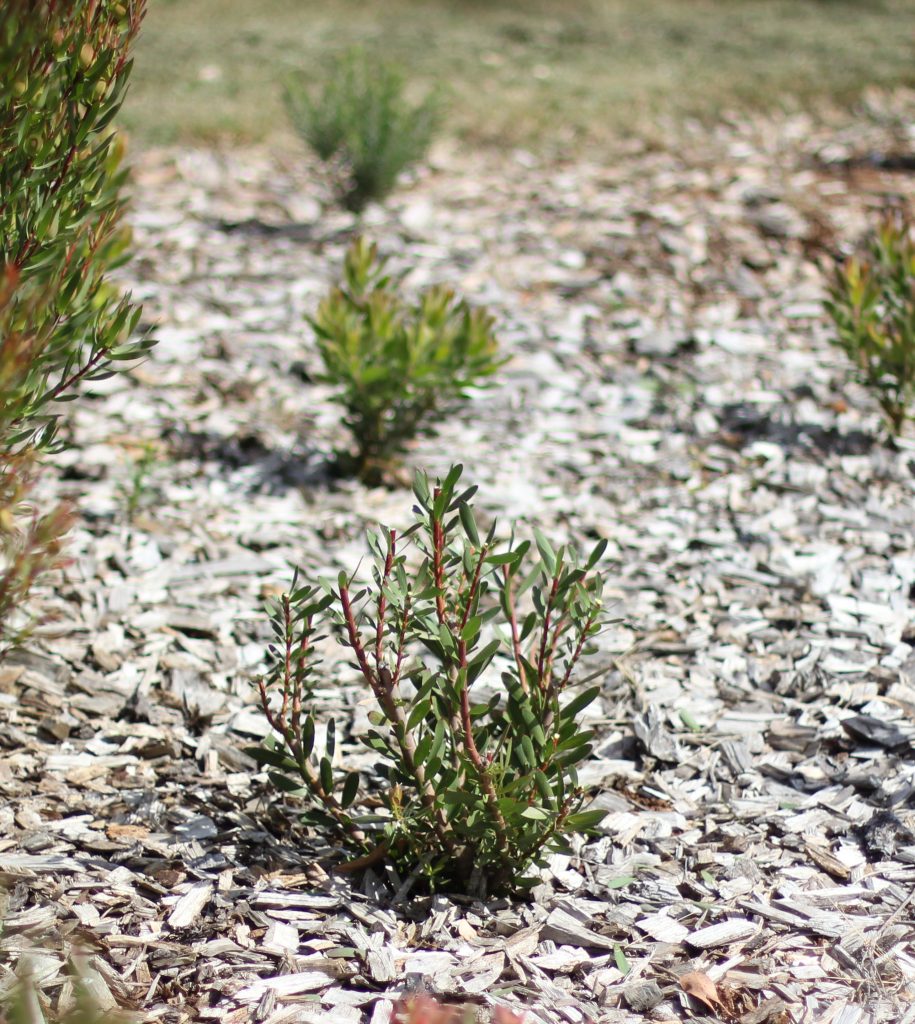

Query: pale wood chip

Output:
[234, 967, 340, 1002]
[541, 907, 618, 951]
[687, 918, 760, 949]
[166, 880, 213, 929]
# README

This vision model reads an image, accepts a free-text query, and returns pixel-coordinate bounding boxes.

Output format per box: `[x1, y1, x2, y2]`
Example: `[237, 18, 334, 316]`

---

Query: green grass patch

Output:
[124, 0, 915, 150]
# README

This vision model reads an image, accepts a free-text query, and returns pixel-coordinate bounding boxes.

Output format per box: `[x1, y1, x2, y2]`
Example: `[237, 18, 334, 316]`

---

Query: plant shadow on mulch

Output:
[715, 400, 878, 457]
[206, 216, 357, 248]
[163, 426, 342, 495]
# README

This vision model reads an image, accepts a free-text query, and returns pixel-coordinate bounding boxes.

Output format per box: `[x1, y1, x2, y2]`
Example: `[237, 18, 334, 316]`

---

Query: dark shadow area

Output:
[818, 151, 915, 174]
[204, 216, 355, 246]
[163, 425, 338, 494]
[714, 400, 878, 457]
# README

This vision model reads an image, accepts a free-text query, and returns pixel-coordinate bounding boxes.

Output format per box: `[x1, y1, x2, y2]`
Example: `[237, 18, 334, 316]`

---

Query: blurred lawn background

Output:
[125, 0, 915, 150]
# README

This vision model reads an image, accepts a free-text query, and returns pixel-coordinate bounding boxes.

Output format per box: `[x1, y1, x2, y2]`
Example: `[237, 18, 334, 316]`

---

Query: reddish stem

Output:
[431, 489, 448, 626]
[339, 578, 456, 854]
[536, 574, 561, 690]
[503, 565, 530, 695]
[375, 530, 396, 670]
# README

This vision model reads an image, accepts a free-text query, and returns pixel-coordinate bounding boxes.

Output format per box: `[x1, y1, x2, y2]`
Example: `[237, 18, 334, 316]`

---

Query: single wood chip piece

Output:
[166, 881, 213, 929]
[740, 997, 790, 1024]
[804, 840, 852, 880]
[106, 823, 150, 841]
[0, 853, 83, 874]
[234, 968, 340, 1002]
[261, 921, 299, 955]
[455, 952, 505, 994]
[366, 947, 396, 984]
[688, 918, 760, 949]
[831, 1006, 870, 1024]
[636, 910, 690, 944]
[541, 907, 618, 950]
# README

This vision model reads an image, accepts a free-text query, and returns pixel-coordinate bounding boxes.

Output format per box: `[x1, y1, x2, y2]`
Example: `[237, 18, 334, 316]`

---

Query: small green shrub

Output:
[251, 465, 608, 896]
[0, 0, 151, 649]
[311, 238, 502, 483]
[116, 440, 161, 521]
[284, 48, 440, 212]
[825, 214, 915, 436]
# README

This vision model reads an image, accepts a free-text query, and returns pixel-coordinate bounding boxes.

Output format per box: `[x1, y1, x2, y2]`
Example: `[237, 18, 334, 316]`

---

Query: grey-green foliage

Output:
[0, 0, 151, 652]
[0, 0, 152, 458]
[251, 465, 608, 895]
[826, 215, 915, 436]
[310, 238, 503, 483]
[284, 48, 440, 212]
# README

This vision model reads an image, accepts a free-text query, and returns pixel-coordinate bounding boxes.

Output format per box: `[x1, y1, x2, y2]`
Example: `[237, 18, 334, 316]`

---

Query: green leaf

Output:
[325, 716, 336, 759]
[613, 944, 631, 975]
[438, 621, 456, 654]
[520, 806, 549, 821]
[319, 756, 334, 793]
[485, 551, 520, 567]
[413, 470, 431, 507]
[406, 697, 433, 732]
[678, 708, 702, 732]
[435, 464, 463, 515]
[467, 637, 501, 684]
[533, 527, 557, 574]
[586, 537, 608, 570]
[245, 746, 298, 772]
[301, 715, 316, 758]
[533, 770, 553, 803]
[462, 614, 482, 644]
[561, 685, 601, 720]
[564, 809, 607, 831]
[267, 771, 309, 795]
[341, 771, 360, 808]
[458, 501, 480, 546]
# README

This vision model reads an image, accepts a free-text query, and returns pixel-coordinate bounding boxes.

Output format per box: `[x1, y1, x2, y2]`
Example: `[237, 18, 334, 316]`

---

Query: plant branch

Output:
[536, 573, 561, 690]
[339, 579, 457, 855]
[375, 530, 396, 671]
[431, 488, 448, 626]
[503, 565, 530, 695]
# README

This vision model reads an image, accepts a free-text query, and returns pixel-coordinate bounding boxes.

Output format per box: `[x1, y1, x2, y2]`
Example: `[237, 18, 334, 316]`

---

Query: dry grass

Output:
[124, 0, 915, 151]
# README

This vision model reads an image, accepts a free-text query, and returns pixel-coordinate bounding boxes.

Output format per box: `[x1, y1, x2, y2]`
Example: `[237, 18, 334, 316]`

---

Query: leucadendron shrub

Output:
[311, 238, 502, 484]
[0, 0, 150, 650]
[284, 48, 440, 212]
[825, 214, 915, 436]
[252, 465, 608, 895]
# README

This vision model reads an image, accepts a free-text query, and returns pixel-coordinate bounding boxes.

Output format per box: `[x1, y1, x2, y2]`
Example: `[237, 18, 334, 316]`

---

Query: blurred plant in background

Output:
[0, 0, 152, 651]
[311, 238, 502, 484]
[826, 214, 915, 437]
[284, 47, 441, 212]
[391, 994, 527, 1024]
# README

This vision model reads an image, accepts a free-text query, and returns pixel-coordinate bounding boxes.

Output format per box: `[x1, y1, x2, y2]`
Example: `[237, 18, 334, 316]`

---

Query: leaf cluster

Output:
[1, 0, 152, 456]
[311, 239, 503, 484]
[251, 465, 608, 895]
[0, 0, 150, 650]
[825, 214, 915, 436]
[284, 48, 440, 212]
